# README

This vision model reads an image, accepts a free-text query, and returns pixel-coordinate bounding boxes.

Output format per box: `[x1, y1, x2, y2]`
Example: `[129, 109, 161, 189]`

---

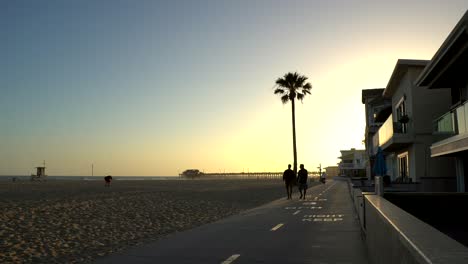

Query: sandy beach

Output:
[0, 179, 292, 263]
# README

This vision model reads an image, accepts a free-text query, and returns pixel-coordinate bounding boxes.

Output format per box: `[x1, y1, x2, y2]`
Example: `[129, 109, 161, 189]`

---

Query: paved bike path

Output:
[95, 180, 368, 264]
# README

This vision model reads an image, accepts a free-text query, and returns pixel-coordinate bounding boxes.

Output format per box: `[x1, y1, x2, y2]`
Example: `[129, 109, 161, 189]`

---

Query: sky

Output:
[1, 0, 467, 176]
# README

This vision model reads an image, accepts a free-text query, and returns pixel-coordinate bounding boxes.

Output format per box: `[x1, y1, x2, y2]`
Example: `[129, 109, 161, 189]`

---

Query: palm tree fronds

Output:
[274, 88, 285, 95]
[275, 78, 289, 88]
[297, 93, 304, 101]
[275, 72, 312, 103]
[289, 91, 296, 100]
[302, 87, 312, 95]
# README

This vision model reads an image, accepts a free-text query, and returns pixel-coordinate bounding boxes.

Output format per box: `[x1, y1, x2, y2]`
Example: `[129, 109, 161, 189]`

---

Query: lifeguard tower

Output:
[31, 166, 47, 181]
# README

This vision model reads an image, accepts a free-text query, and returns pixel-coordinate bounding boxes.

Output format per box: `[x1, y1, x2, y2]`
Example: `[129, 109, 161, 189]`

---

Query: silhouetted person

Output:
[104, 175, 112, 187]
[297, 164, 308, 199]
[283, 164, 295, 199]
[320, 172, 326, 184]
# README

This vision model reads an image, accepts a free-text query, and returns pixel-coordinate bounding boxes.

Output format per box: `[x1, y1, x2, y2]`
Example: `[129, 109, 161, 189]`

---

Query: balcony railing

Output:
[379, 114, 402, 146]
[433, 111, 455, 134]
[455, 101, 468, 135]
[374, 113, 410, 148]
[433, 101, 468, 139]
[339, 163, 365, 170]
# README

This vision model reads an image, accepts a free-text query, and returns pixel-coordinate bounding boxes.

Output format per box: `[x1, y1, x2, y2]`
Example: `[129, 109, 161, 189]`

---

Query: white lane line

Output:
[293, 210, 301, 215]
[221, 254, 241, 264]
[270, 223, 284, 231]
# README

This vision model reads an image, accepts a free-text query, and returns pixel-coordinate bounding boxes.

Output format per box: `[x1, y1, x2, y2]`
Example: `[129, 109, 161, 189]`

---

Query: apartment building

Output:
[338, 148, 367, 177]
[362, 89, 391, 179]
[372, 59, 456, 191]
[416, 10, 468, 192]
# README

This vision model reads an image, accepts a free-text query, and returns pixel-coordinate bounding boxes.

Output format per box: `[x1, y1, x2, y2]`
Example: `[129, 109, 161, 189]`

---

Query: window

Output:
[398, 153, 409, 181]
[396, 97, 407, 133]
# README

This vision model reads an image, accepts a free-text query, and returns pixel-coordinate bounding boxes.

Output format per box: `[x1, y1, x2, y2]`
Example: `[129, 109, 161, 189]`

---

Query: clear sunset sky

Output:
[1, 1, 467, 176]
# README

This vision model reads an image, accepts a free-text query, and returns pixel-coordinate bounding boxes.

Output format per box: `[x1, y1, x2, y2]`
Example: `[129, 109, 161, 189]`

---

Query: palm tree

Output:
[274, 72, 312, 176]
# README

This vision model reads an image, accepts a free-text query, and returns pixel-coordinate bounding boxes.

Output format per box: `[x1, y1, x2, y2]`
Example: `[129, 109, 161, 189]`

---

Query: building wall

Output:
[339, 149, 368, 177]
[324, 166, 339, 177]
[385, 153, 395, 179]
[411, 68, 452, 135]
[383, 67, 456, 191]
[391, 72, 414, 134]
[413, 138, 457, 191]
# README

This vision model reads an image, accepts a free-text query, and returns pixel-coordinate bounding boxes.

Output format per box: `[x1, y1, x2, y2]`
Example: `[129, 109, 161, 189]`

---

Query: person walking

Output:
[320, 171, 326, 184]
[283, 164, 295, 199]
[297, 164, 308, 199]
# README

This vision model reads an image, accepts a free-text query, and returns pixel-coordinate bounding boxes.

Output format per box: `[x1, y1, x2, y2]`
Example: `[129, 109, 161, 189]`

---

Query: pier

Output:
[179, 171, 321, 179]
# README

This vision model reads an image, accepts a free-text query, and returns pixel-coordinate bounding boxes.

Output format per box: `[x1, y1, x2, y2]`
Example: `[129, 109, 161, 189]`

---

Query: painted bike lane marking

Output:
[221, 254, 241, 264]
[270, 223, 284, 231]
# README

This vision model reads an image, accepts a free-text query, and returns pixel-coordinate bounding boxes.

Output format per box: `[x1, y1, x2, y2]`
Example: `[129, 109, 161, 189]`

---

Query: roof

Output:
[382, 59, 429, 98]
[362, 88, 385, 104]
[368, 95, 389, 106]
[339, 153, 354, 160]
[416, 10, 468, 88]
[339, 149, 365, 160]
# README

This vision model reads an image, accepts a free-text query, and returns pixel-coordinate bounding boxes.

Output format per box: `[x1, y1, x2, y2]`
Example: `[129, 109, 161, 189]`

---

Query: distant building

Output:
[324, 166, 339, 178]
[362, 88, 391, 179]
[31, 166, 47, 181]
[373, 59, 455, 191]
[180, 169, 203, 178]
[338, 148, 367, 177]
[416, 10, 468, 192]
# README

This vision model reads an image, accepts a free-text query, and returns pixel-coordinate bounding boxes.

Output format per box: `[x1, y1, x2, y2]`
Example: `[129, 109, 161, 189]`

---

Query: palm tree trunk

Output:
[291, 98, 297, 176]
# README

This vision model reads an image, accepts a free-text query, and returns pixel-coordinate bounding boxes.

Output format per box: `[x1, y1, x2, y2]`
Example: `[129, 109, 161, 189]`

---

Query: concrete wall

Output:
[413, 139, 457, 191]
[364, 195, 468, 264]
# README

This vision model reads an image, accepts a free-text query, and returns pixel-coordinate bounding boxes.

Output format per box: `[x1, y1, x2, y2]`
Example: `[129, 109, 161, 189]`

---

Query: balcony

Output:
[431, 102, 468, 157]
[340, 163, 354, 168]
[339, 162, 365, 170]
[432, 111, 456, 142]
[374, 113, 413, 151]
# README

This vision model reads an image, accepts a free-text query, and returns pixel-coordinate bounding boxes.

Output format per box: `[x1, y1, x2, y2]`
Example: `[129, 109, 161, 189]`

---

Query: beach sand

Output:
[0, 179, 289, 263]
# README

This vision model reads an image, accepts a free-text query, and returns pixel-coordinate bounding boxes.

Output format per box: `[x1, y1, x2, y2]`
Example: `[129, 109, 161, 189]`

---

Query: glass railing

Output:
[379, 113, 394, 146]
[433, 111, 455, 134]
[433, 101, 468, 137]
[456, 102, 468, 135]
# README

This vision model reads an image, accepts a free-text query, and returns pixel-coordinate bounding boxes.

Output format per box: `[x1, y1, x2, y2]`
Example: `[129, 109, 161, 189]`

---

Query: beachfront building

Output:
[362, 89, 392, 179]
[324, 166, 339, 178]
[416, 10, 468, 192]
[338, 148, 367, 177]
[373, 59, 456, 191]
[31, 166, 47, 181]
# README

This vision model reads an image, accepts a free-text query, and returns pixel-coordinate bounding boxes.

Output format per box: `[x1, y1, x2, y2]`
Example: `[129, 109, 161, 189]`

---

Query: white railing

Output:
[379, 113, 395, 146]
[339, 163, 365, 170]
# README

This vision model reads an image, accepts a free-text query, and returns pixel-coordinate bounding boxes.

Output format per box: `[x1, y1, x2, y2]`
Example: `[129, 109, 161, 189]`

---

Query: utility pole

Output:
[317, 163, 322, 178]
[92, 163, 94, 177]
